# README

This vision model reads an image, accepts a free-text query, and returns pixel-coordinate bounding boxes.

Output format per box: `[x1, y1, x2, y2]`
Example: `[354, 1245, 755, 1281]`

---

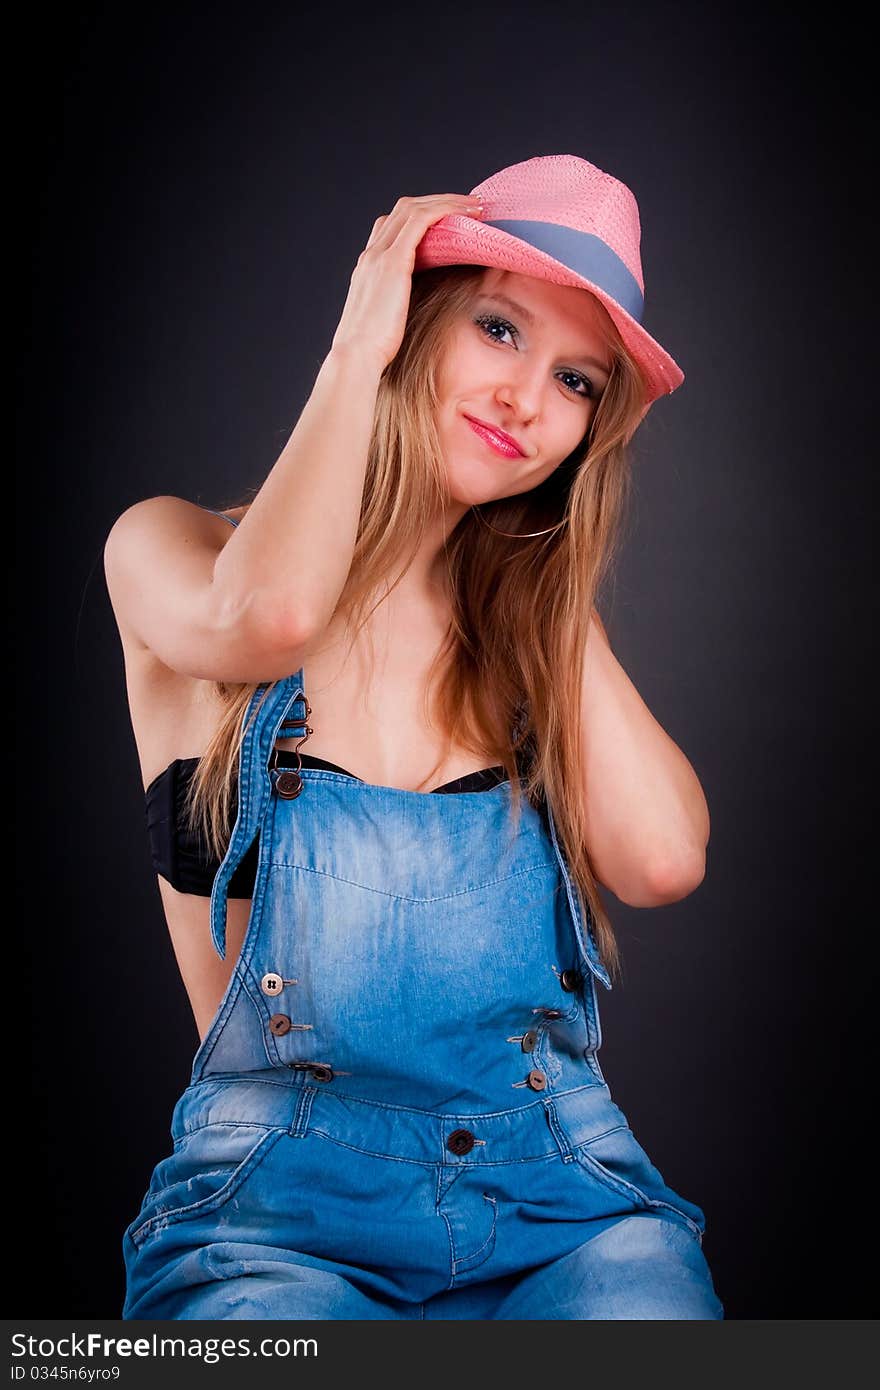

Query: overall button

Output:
[560, 969, 584, 992]
[447, 1129, 476, 1156]
[287, 1061, 337, 1082]
[521, 1029, 538, 1053]
[275, 770, 303, 799]
[269, 1014, 292, 1035]
[261, 973, 285, 996]
[538, 1008, 563, 1020]
[527, 1069, 547, 1091]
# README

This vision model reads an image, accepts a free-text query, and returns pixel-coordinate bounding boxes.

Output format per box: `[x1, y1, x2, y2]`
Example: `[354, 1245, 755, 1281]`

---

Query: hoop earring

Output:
[471, 504, 566, 540]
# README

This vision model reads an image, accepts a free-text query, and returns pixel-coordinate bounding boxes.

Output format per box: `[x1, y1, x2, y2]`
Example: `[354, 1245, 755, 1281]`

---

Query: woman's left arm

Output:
[580, 610, 710, 908]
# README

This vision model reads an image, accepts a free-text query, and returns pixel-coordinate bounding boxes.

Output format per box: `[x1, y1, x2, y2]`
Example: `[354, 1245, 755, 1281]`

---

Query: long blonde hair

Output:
[186, 264, 648, 983]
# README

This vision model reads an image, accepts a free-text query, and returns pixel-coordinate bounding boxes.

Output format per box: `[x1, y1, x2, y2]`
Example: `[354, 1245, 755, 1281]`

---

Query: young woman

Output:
[106, 154, 724, 1320]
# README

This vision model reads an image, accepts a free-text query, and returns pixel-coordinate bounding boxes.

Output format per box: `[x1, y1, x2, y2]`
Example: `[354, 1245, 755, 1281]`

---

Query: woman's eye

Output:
[559, 369, 594, 399]
[473, 314, 594, 399]
[474, 313, 516, 347]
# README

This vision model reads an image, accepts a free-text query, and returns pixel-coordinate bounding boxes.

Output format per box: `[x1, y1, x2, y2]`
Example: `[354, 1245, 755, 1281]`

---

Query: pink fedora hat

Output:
[414, 153, 684, 411]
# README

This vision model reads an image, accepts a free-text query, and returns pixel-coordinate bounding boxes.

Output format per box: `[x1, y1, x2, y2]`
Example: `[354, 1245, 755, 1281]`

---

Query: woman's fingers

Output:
[333, 194, 484, 370]
[366, 193, 481, 255]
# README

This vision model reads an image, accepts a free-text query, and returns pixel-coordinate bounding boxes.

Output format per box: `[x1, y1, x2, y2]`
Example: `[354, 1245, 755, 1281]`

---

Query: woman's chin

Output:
[443, 467, 521, 510]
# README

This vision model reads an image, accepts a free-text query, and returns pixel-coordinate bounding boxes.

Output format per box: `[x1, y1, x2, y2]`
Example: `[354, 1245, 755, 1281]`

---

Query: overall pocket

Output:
[127, 1122, 284, 1249]
[572, 1123, 707, 1243]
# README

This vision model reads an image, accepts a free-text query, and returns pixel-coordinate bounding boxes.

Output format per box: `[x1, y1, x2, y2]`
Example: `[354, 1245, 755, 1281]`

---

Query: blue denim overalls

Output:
[122, 662, 724, 1320]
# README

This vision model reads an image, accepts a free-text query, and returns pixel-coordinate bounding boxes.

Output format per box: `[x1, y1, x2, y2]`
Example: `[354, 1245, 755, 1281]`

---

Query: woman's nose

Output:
[494, 373, 541, 422]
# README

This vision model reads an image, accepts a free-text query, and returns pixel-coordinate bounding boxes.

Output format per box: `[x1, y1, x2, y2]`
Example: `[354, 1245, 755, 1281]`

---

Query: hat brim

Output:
[414, 214, 684, 410]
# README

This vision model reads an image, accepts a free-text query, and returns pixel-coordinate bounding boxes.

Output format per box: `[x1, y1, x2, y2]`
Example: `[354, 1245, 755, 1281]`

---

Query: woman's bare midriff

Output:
[119, 508, 499, 1042]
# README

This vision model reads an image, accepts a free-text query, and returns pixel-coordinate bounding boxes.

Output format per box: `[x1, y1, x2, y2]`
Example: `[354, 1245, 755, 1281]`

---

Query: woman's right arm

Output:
[104, 193, 483, 684]
[102, 344, 382, 684]
[208, 342, 387, 658]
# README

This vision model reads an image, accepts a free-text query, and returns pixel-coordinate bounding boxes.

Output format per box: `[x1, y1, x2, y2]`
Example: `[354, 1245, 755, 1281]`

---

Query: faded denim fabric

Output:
[122, 671, 723, 1320]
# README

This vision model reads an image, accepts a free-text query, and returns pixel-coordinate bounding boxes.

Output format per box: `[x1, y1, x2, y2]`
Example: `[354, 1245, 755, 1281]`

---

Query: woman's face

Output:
[433, 268, 614, 507]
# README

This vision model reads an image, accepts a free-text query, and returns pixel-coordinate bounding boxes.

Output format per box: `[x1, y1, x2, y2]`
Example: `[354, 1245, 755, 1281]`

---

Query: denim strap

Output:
[543, 796, 612, 991]
[209, 670, 307, 959]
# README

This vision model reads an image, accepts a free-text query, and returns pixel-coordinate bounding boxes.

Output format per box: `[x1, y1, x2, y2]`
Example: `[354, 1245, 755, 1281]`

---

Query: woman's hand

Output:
[331, 193, 484, 372]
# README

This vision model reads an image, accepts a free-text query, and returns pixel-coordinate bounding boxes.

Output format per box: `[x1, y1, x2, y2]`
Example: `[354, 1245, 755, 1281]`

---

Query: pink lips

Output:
[463, 414, 526, 459]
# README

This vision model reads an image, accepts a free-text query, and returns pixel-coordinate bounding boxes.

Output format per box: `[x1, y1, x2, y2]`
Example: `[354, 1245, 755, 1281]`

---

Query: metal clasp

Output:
[269, 693, 314, 778]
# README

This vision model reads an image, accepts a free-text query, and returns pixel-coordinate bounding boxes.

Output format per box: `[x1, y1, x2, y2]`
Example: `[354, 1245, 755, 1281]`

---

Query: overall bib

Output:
[122, 670, 724, 1320]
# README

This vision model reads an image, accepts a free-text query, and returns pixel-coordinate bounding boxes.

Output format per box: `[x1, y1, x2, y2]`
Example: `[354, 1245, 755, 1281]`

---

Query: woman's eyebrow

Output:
[476, 293, 611, 376]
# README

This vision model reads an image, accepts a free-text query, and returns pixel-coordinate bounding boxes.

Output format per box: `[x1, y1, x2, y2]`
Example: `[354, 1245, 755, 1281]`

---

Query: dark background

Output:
[16, 2, 874, 1319]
